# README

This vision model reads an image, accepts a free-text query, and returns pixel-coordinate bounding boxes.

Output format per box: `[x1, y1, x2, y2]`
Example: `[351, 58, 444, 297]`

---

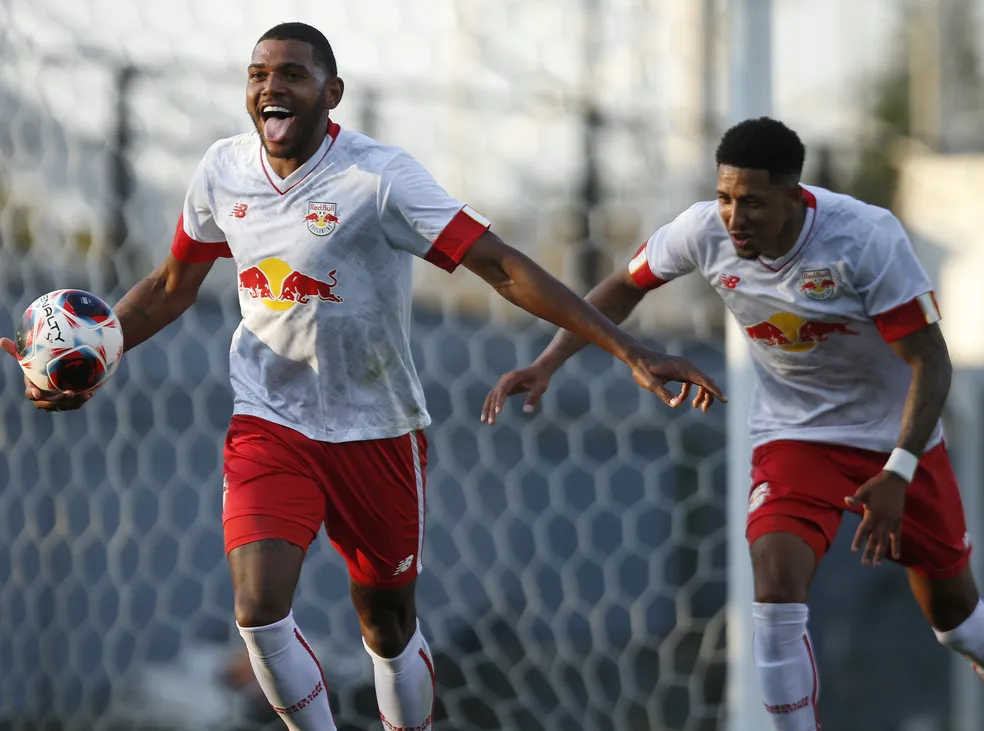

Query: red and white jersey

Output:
[628, 186, 943, 452]
[171, 123, 490, 442]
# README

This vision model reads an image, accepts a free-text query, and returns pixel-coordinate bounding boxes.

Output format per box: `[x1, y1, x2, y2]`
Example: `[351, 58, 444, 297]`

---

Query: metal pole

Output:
[947, 369, 984, 731]
[109, 64, 136, 254]
[725, 1, 772, 730]
[577, 0, 603, 291]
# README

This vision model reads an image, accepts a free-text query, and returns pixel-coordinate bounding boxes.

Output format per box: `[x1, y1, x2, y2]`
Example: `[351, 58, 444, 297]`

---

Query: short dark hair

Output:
[256, 22, 338, 78]
[715, 117, 805, 182]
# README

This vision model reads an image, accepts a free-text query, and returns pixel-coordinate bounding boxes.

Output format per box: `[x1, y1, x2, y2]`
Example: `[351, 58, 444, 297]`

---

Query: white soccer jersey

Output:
[628, 186, 943, 453]
[171, 122, 491, 442]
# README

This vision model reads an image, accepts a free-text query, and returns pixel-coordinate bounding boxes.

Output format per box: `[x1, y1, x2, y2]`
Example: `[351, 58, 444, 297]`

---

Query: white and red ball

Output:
[15, 289, 124, 394]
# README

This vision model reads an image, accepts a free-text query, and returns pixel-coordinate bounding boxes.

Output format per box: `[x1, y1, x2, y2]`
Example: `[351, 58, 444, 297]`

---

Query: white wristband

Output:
[884, 448, 919, 483]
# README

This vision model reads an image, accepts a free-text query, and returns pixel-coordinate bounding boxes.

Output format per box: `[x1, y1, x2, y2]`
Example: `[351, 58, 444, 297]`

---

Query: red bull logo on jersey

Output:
[799, 268, 837, 301]
[304, 201, 339, 236]
[744, 312, 858, 353]
[238, 257, 343, 312]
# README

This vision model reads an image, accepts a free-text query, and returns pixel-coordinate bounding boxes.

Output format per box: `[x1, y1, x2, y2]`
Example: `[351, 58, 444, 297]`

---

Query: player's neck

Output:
[266, 133, 329, 179]
[770, 200, 808, 259]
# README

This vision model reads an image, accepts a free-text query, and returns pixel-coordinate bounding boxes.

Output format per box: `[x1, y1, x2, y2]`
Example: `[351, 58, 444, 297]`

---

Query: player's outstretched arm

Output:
[114, 253, 215, 353]
[846, 323, 952, 566]
[0, 254, 214, 412]
[462, 230, 725, 423]
[480, 264, 659, 422]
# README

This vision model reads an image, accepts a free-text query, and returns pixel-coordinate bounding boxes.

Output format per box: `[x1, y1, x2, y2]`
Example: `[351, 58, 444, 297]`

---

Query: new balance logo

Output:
[718, 274, 740, 289]
[393, 555, 414, 575]
[230, 203, 249, 218]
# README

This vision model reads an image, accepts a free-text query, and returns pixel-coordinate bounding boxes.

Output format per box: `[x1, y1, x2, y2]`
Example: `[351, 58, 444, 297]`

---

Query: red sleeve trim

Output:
[627, 243, 666, 290]
[872, 292, 942, 342]
[425, 206, 491, 273]
[170, 213, 232, 263]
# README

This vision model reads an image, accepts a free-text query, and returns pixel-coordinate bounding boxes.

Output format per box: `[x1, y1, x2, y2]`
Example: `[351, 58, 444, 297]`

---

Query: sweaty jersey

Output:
[627, 185, 943, 453]
[171, 122, 490, 442]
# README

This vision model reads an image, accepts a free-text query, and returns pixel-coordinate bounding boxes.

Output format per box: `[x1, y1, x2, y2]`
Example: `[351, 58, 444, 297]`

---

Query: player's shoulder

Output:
[198, 130, 261, 172]
[655, 200, 720, 239]
[334, 128, 424, 177]
[684, 199, 723, 230]
[807, 185, 908, 257]
[809, 185, 903, 237]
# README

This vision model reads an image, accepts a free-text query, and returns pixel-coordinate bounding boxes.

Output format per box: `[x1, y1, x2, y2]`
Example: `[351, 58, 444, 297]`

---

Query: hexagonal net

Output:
[0, 3, 729, 730]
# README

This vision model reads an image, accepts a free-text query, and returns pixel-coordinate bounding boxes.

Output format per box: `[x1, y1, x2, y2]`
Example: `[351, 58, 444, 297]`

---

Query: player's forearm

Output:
[897, 354, 952, 456]
[490, 251, 643, 365]
[114, 271, 196, 353]
[532, 273, 648, 374]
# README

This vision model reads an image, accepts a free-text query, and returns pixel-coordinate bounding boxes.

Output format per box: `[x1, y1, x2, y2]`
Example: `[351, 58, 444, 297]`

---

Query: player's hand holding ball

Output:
[846, 470, 909, 567]
[0, 289, 123, 412]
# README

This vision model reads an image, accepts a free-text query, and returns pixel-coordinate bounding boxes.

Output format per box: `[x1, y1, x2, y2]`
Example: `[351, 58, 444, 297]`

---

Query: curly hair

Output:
[715, 117, 805, 181]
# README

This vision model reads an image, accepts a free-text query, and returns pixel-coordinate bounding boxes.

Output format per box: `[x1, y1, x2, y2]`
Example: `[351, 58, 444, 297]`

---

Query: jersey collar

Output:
[757, 187, 818, 273]
[260, 120, 341, 196]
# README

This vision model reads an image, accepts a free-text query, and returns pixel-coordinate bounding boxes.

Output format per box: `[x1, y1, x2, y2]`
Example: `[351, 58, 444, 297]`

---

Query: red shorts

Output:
[222, 415, 427, 589]
[746, 440, 971, 580]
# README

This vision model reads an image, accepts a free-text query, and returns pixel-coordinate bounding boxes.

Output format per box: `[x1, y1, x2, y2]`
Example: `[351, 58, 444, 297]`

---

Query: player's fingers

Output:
[487, 385, 510, 425]
[844, 487, 869, 509]
[890, 530, 902, 560]
[31, 390, 88, 412]
[862, 519, 893, 566]
[523, 383, 546, 414]
[861, 526, 886, 566]
[646, 380, 675, 406]
[688, 371, 728, 403]
[851, 514, 871, 553]
[481, 389, 495, 423]
[670, 382, 690, 408]
[484, 375, 519, 424]
[861, 528, 880, 565]
[24, 384, 42, 401]
[691, 386, 711, 410]
[0, 337, 17, 358]
[499, 376, 532, 415]
[870, 530, 889, 567]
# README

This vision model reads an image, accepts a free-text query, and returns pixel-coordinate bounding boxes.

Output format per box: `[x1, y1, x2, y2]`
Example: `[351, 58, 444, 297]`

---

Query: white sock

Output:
[238, 611, 337, 731]
[752, 603, 821, 731]
[935, 599, 984, 680]
[363, 620, 436, 731]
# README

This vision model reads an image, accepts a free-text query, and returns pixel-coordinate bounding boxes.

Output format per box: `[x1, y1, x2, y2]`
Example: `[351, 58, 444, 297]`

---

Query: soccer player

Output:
[0, 22, 725, 731]
[482, 117, 984, 729]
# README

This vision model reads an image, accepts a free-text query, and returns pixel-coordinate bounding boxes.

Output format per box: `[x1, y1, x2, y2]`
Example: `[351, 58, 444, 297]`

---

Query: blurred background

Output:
[1, 0, 983, 729]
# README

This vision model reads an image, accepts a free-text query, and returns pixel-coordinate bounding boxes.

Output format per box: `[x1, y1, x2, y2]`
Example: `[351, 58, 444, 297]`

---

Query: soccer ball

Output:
[15, 289, 124, 394]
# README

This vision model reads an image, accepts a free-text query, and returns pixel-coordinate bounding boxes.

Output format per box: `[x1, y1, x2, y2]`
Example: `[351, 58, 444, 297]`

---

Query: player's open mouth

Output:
[730, 233, 752, 248]
[261, 105, 296, 144]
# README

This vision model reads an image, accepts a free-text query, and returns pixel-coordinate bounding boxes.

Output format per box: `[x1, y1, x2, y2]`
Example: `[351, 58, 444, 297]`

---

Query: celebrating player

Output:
[0, 22, 725, 731]
[483, 117, 984, 729]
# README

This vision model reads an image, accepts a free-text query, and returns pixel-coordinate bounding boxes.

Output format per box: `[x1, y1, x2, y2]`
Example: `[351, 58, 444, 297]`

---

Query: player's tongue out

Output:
[264, 115, 294, 144]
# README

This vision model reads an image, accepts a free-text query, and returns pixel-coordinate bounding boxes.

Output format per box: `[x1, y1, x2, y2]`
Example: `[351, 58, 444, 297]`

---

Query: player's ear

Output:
[786, 182, 802, 207]
[325, 77, 344, 111]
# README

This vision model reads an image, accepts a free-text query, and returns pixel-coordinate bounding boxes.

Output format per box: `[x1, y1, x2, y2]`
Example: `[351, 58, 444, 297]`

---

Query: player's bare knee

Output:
[750, 532, 816, 605]
[234, 590, 293, 628]
[351, 582, 417, 657]
[227, 539, 304, 628]
[912, 566, 981, 633]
